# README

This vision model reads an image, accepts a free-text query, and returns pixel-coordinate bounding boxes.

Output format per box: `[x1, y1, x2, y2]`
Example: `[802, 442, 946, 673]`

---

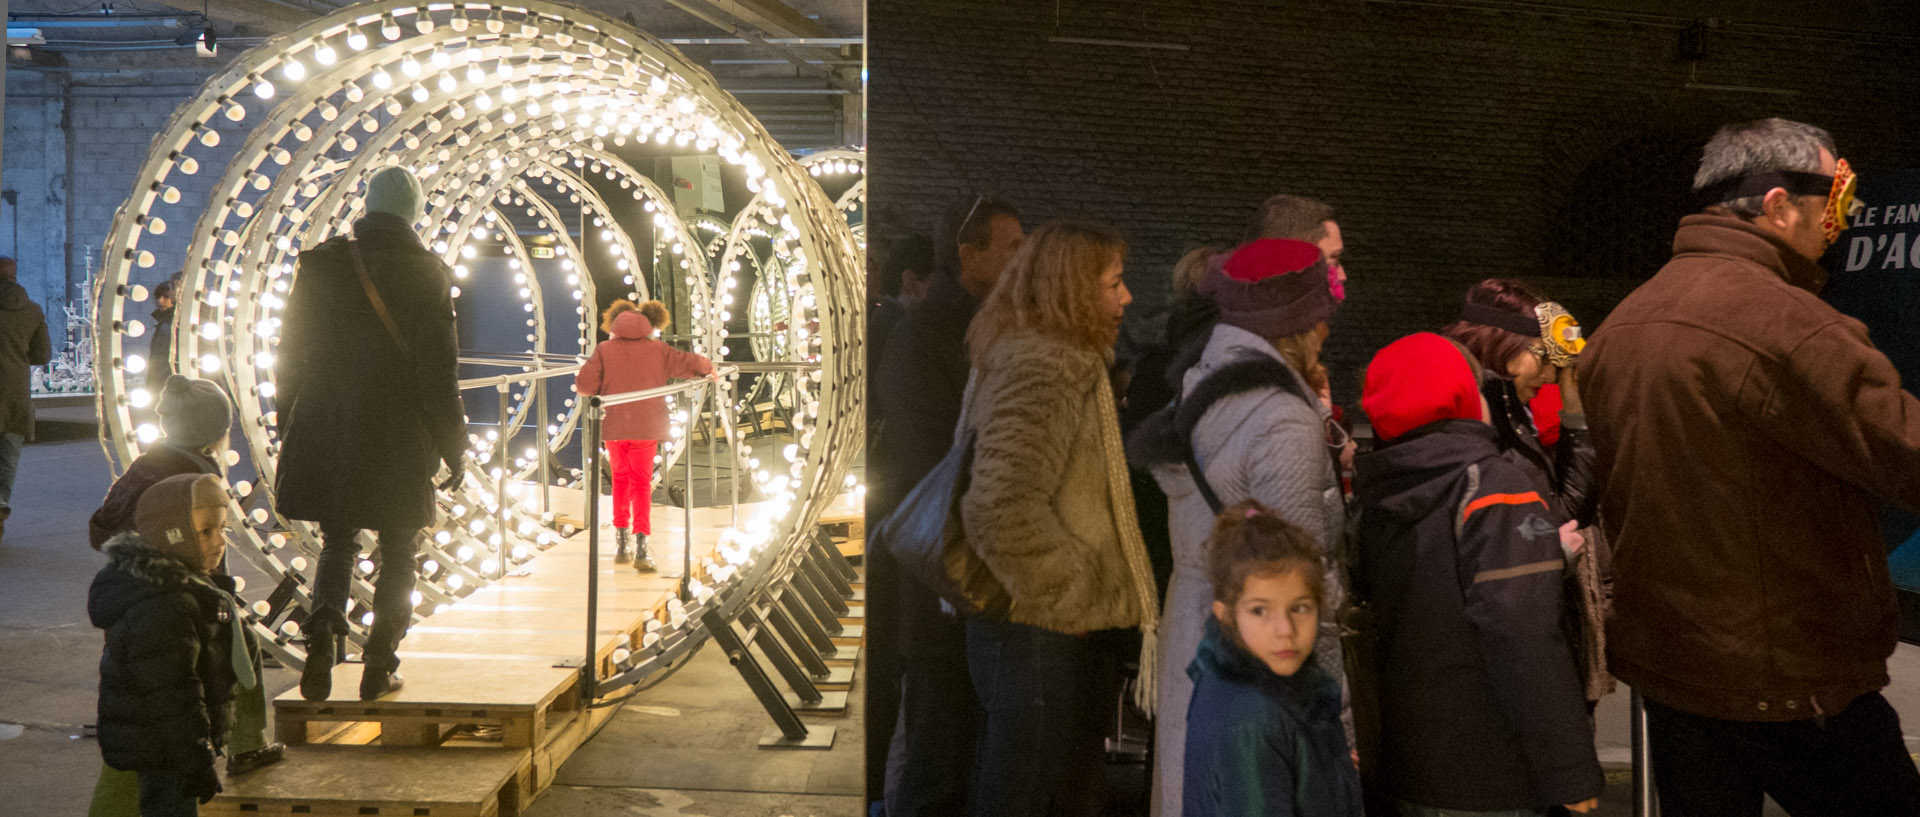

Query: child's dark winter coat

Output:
[1353, 333, 1602, 811]
[88, 534, 240, 781]
[1183, 616, 1362, 817]
[88, 441, 220, 549]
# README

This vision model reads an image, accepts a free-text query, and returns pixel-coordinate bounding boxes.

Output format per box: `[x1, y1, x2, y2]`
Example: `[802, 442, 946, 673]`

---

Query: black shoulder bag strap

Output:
[349, 240, 412, 360]
[1176, 356, 1322, 515]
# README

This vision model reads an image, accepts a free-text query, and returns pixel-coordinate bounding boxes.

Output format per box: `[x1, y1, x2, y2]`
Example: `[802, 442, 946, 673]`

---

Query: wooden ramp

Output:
[211, 494, 861, 816]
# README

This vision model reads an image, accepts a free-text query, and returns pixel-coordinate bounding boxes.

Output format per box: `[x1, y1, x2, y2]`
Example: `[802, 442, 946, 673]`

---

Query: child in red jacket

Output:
[574, 300, 715, 571]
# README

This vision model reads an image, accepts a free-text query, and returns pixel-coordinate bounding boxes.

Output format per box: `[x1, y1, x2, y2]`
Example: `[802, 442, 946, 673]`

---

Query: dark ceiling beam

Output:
[143, 0, 316, 32]
[655, 0, 858, 92]
[695, 0, 832, 40]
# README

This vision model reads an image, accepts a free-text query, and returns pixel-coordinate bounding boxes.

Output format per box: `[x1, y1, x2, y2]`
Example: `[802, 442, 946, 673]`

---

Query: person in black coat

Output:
[149, 278, 179, 386]
[865, 194, 1022, 815]
[0, 256, 51, 542]
[1352, 334, 1601, 815]
[274, 167, 466, 702]
[90, 474, 249, 816]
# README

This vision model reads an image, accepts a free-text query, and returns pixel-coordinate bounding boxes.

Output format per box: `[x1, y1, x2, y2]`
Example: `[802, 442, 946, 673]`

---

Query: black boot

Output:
[360, 663, 405, 700]
[614, 528, 632, 564]
[227, 742, 286, 776]
[299, 611, 345, 701]
[633, 532, 657, 573]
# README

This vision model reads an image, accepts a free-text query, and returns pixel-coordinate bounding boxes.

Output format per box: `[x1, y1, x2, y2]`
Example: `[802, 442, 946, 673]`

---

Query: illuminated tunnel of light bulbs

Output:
[91, 0, 863, 668]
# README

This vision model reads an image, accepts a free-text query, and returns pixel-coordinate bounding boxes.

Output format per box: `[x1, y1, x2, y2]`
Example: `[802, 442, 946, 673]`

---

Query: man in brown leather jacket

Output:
[1582, 118, 1920, 814]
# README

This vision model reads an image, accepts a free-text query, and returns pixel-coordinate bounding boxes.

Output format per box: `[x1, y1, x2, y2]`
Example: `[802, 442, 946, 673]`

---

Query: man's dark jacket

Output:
[273, 214, 466, 532]
[1581, 213, 1920, 722]
[0, 278, 51, 439]
[89, 535, 238, 776]
[1353, 420, 1601, 810]
[868, 272, 977, 520]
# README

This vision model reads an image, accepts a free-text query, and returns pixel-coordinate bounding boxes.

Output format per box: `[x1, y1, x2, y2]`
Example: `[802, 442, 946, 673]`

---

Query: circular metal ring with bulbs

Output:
[93, 0, 863, 667]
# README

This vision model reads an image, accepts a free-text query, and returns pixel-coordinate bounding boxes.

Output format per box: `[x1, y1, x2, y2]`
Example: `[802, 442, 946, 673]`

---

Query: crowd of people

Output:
[867, 116, 1920, 817]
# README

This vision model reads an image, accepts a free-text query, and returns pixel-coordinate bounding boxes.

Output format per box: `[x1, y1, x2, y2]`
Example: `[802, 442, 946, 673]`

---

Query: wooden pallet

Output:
[274, 659, 581, 749]
[206, 745, 533, 817]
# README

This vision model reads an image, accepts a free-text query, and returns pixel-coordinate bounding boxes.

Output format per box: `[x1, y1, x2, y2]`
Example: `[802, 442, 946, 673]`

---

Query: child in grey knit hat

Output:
[84, 380, 281, 816]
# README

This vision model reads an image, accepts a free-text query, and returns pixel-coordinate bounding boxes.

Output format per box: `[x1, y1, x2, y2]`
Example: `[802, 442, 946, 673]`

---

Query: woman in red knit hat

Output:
[574, 299, 716, 571]
[1127, 237, 1352, 816]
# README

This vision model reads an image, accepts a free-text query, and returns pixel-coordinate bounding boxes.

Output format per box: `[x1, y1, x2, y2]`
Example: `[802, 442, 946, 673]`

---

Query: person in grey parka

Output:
[1131, 238, 1350, 817]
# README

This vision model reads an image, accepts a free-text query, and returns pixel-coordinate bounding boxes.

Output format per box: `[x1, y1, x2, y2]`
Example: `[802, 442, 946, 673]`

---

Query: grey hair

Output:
[1693, 118, 1836, 219]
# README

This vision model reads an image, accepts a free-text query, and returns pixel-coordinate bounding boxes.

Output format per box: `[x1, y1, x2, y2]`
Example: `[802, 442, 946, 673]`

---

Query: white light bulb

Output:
[371, 71, 392, 90]
[136, 423, 160, 444]
[253, 80, 275, 99]
[199, 354, 219, 373]
[315, 45, 336, 65]
[125, 354, 147, 374]
[347, 31, 368, 51]
[129, 389, 152, 408]
[283, 60, 306, 81]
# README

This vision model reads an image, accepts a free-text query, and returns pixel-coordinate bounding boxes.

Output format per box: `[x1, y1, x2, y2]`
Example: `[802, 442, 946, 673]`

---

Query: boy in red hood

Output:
[1350, 333, 1600, 816]
[574, 300, 715, 571]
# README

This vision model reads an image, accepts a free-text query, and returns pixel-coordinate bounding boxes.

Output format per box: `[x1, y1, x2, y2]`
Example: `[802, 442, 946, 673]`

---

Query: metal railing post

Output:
[536, 375, 551, 516]
[582, 398, 603, 700]
[681, 383, 697, 604]
[1632, 690, 1657, 816]
[725, 379, 739, 526]
[495, 383, 511, 580]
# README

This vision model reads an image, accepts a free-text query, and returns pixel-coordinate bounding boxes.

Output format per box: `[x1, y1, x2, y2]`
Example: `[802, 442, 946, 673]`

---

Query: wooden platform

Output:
[214, 491, 862, 817]
[817, 490, 866, 559]
[208, 745, 531, 817]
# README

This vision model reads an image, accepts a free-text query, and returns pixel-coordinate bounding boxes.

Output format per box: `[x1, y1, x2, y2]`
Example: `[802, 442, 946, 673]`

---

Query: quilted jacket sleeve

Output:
[575, 346, 605, 397]
[664, 346, 715, 380]
[122, 594, 217, 772]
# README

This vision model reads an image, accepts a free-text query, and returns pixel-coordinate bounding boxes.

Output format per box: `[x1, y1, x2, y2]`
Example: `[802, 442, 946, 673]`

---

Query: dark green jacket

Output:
[1184, 616, 1361, 817]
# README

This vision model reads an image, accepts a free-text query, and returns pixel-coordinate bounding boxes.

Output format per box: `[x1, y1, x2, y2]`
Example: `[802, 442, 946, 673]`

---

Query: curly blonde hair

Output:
[638, 300, 671, 331]
[965, 221, 1126, 363]
[599, 299, 638, 335]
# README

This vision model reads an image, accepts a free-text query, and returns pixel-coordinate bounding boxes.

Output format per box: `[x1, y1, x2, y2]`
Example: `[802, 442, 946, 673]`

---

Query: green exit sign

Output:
[530, 246, 554, 259]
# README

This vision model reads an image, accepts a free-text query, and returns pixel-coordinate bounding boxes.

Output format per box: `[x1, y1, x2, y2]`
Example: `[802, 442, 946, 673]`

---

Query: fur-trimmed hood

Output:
[88, 533, 230, 631]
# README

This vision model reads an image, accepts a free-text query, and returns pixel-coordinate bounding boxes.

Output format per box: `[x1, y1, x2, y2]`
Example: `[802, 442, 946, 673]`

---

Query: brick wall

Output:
[868, 0, 1920, 402]
[4, 65, 226, 314]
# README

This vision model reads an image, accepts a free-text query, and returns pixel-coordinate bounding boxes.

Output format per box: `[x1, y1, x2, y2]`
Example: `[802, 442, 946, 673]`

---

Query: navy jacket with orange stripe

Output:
[1352, 419, 1602, 811]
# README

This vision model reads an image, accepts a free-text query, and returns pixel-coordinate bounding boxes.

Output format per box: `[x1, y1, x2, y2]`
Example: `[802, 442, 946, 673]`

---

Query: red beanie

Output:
[1362, 333, 1482, 441]
[1210, 239, 1339, 339]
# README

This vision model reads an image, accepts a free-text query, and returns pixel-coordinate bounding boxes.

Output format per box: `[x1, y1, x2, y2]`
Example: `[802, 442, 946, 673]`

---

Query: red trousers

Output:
[607, 439, 658, 534]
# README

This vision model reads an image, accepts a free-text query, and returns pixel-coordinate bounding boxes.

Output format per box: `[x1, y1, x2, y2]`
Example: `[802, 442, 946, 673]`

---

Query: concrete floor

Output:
[4, 429, 1918, 816]
[0, 434, 862, 816]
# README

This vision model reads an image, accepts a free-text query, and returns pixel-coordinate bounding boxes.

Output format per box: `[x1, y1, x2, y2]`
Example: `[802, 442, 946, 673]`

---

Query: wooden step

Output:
[206, 744, 532, 817]
[275, 658, 580, 750]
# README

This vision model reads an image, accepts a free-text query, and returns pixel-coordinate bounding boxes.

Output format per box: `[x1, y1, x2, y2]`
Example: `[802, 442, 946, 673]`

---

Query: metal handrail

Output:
[577, 363, 742, 697]
[728, 361, 822, 373]
[459, 363, 584, 391]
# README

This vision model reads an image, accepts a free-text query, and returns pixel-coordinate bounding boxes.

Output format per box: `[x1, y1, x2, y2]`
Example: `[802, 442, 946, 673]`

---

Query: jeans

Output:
[1646, 692, 1920, 817]
[135, 769, 199, 817]
[887, 590, 977, 817]
[314, 526, 421, 670]
[0, 430, 23, 513]
[964, 617, 1107, 817]
[607, 439, 657, 534]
